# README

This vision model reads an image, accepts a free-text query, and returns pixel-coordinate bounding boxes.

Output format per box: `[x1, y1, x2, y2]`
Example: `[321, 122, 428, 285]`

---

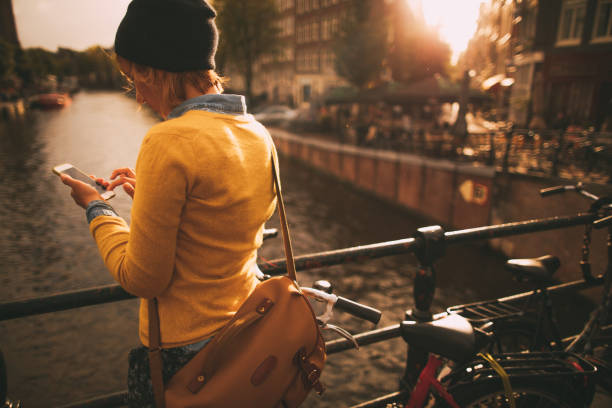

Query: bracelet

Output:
[86, 200, 118, 224]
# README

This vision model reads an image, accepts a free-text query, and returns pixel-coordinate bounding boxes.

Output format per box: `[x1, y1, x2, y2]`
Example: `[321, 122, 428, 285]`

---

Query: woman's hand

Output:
[107, 167, 136, 199]
[60, 174, 104, 209]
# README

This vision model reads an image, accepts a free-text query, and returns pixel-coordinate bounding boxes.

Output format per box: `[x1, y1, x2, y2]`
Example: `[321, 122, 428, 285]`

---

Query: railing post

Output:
[401, 226, 445, 392]
[488, 131, 495, 166]
[584, 130, 594, 176]
[1, 349, 6, 406]
[551, 130, 563, 178]
[0, 349, 20, 408]
[502, 125, 514, 174]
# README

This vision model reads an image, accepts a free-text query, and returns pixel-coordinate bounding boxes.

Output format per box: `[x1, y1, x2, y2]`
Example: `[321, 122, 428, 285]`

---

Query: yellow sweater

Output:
[89, 110, 277, 347]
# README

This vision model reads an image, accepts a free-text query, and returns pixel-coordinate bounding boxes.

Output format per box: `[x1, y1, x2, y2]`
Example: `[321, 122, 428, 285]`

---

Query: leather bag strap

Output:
[147, 149, 296, 407]
[271, 151, 298, 282]
[148, 298, 166, 408]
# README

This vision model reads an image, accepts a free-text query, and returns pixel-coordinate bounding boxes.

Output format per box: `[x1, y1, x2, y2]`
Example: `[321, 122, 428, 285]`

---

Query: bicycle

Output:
[451, 185, 611, 346]
[315, 185, 609, 408]
[307, 278, 595, 407]
[339, 309, 597, 407]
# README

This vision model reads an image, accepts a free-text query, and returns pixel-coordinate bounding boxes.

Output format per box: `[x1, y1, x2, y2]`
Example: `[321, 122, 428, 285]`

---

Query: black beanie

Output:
[114, 0, 218, 72]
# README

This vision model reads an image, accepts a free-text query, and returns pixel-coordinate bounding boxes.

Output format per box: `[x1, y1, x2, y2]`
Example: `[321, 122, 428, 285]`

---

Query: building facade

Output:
[464, 0, 612, 129]
[254, 0, 353, 108]
[536, 0, 612, 130]
[257, 0, 297, 106]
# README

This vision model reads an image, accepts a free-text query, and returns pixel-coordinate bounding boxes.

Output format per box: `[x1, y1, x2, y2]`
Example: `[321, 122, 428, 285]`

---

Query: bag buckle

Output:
[295, 347, 325, 395]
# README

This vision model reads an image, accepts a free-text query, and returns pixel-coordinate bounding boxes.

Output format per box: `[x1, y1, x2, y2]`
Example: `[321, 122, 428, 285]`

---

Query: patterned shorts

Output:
[127, 338, 210, 408]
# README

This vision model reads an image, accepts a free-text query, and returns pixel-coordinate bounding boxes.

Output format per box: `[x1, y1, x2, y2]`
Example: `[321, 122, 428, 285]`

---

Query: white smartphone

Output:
[53, 163, 116, 200]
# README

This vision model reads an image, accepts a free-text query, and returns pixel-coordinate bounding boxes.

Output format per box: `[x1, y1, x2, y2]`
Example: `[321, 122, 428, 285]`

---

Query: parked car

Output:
[253, 105, 298, 125]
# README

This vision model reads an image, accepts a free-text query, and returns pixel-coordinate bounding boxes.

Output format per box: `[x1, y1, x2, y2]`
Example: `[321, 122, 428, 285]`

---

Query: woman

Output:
[59, 0, 277, 406]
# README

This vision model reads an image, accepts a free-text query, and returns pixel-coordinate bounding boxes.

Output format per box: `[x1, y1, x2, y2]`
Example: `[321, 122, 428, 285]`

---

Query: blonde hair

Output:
[116, 55, 225, 115]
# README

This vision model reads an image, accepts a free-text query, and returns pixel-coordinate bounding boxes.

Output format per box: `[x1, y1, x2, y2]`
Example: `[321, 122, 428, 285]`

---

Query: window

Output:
[331, 17, 340, 36]
[593, 0, 612, 41]
[303, 84, 311, 102]
[557, 0, 586, 45]
[280, 17, 294, 36]
[322, 18, 329, 40]
[288, 17, 294, 35]
[279, 0, 295, 11]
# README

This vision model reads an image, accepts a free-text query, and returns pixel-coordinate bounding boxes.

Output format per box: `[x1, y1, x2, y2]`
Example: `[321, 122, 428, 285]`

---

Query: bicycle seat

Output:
[505, 255, 560, 283]
[400, 314, 476, 363]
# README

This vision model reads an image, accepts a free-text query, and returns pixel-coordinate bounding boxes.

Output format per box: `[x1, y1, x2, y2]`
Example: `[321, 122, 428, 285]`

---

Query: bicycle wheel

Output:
[437, 377, 585, 407]
[486, 318, 550, 354]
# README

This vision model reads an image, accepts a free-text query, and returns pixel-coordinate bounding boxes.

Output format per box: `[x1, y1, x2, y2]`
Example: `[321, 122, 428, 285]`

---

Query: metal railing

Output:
[322, 126, 612, 183]
[0, 212, 607, 407]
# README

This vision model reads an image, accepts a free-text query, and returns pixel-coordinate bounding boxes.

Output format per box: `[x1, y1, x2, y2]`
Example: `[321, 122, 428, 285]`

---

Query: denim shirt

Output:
[168, 93, 248, 119]
[86, 94, 250, 223]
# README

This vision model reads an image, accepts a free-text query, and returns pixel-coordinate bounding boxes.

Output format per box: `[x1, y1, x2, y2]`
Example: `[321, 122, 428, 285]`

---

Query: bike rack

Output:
[447, 299, 524, 323]
[0, 211, 607, 407]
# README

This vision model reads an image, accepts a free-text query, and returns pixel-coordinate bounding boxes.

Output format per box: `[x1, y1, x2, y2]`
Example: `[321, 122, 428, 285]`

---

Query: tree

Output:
[389, 5, 451, 83]
[0, 39, 15, 83]
[215, 0, 280, 103]
[333, 0, 388, 89]
[21, 48, 58, 79]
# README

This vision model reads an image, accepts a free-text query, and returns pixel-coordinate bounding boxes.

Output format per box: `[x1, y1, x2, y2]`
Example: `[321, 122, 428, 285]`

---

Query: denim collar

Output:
[168, 94, 247, 119]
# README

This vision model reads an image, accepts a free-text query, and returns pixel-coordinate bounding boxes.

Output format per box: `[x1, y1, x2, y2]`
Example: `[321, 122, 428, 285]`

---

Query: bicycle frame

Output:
[350, 353, 460, 408]
[404, 354, 460, 408]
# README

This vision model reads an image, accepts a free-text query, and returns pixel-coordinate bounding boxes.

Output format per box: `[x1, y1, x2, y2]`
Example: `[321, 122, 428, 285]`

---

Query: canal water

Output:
[0, 91, 545, 407]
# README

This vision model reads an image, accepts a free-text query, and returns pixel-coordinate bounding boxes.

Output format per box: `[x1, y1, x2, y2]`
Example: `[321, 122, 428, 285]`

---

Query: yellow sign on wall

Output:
[459, 179, 489, 205]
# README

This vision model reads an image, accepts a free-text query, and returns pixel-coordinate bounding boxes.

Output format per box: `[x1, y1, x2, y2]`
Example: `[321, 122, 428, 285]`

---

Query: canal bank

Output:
[270, 127, 612, 286]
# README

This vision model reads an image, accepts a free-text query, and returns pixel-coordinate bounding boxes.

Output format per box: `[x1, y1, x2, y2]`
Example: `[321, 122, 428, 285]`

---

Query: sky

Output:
[12, 0, 484, 65]
[407, 0, 485, 64]
[12, 0, 131, 51]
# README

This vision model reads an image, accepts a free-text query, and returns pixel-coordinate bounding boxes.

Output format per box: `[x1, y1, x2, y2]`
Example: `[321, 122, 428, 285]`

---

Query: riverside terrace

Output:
[1, 207, 611, 407]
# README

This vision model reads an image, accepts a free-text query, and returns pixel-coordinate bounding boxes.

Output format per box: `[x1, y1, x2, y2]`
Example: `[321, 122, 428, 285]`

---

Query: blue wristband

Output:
[86, 200, 118, 224]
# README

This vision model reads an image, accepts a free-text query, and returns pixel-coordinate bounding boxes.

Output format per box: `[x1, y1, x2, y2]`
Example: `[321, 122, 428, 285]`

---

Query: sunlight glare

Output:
[406, 0, 485, 65]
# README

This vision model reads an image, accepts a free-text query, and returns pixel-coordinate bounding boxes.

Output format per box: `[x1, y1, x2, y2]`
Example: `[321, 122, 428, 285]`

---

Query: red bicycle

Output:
[348, 311, 597, 407]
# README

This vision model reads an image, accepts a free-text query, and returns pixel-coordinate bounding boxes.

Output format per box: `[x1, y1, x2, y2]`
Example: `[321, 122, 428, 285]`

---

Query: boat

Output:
[29, 93, 72, 109]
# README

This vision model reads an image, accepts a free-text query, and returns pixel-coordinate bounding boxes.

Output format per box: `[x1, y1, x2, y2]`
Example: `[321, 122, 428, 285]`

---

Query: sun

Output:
[406, 0, 484, 65]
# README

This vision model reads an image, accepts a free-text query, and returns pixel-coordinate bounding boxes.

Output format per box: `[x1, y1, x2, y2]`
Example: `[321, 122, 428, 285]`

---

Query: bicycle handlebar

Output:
[263, 228, 278, 240]
[540, 185, 572, 197]
[540, 183, 611, 211]
[301, 287, 382, 325]
[594, 214, 612, 229]
[335, 296, 382, 324]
